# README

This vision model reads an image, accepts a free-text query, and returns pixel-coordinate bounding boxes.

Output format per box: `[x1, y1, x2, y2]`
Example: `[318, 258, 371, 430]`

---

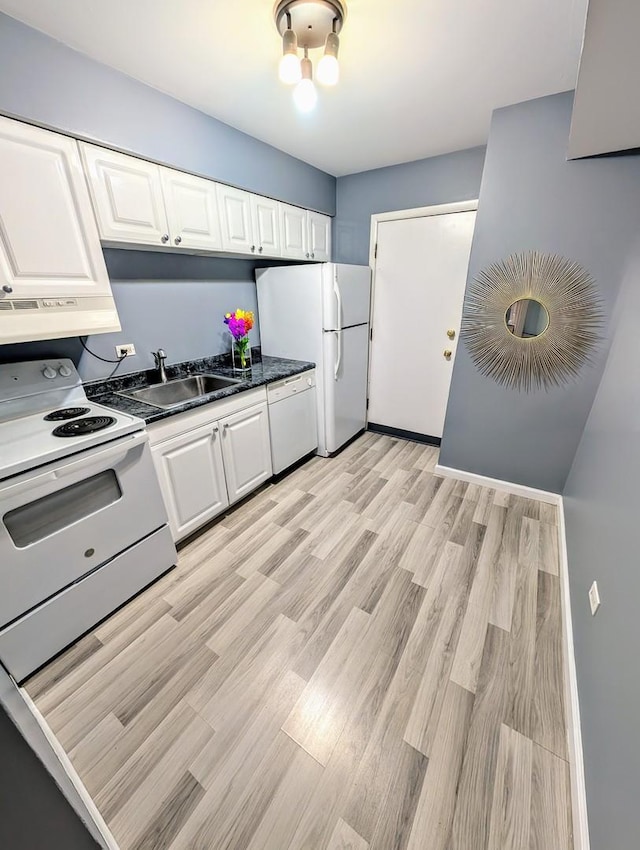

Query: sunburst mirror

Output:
[461, 251, 603, 391]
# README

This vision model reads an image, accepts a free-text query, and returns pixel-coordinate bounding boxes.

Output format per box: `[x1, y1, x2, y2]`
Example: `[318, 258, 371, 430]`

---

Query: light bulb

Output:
[293, 78, 317, 113]
[279, 52, 301, 85]
[317, 31, 340, 86]
[279, 27, 301, 85]
[317, 54, 339, 86]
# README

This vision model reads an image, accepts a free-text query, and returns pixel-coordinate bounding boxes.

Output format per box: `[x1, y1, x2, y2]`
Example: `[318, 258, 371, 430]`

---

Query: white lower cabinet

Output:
[149, 389, 273, 542]
[219, 402, 273, 504]
[151, 421, 228, 542]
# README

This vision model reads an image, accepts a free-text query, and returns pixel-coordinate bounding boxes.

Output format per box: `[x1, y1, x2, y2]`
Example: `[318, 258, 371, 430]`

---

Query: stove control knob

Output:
[58, 364, 72, 378]
[42, 365, 57, 380]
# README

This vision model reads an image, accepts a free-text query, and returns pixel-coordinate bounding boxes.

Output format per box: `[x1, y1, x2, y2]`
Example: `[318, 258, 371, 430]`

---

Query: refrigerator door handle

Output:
[333, 273, 343, 332]
[333, 330, 342, 380]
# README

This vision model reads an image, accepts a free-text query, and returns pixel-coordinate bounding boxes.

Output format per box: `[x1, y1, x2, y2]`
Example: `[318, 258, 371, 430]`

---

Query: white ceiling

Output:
[0, 0, 588, 176]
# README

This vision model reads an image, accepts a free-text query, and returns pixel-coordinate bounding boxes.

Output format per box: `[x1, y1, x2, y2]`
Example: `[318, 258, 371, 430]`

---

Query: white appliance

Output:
[267, 370, 318, 474]
[257, 263, 371, 456]
[0, 359, 176, 682]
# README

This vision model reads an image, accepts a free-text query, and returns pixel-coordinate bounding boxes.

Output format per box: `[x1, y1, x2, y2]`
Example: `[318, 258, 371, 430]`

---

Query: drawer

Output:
[0, 526, 176, 683]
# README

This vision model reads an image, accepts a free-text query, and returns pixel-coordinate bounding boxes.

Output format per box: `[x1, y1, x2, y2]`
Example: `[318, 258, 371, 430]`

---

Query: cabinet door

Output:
[152, 422, 229, 541]
[216, 184, 255, 254]
[220, 402, 272, 504]
[80, 143, 170, 247]
[251, 195, 281, 257]
[0, 117, 111, 299]
[279, 203, 309, 260]
[308, 211, 332, 261]
[160, 167, 222, 251]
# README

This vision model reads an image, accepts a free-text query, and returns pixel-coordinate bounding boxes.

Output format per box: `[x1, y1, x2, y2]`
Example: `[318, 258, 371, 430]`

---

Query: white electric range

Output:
[0, 358, 177, 682]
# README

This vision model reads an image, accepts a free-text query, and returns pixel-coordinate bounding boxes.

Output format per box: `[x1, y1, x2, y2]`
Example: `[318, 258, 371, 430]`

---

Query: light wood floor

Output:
[25, 433, 572, 850]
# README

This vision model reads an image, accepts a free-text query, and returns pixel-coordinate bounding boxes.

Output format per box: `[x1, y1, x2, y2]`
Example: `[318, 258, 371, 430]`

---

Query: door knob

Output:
[447, 329, 456, 339]
[443, 349, 452, 359]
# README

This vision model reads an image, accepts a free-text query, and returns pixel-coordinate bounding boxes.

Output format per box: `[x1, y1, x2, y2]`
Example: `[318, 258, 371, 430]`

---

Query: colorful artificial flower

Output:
[224, 308, 254, 369]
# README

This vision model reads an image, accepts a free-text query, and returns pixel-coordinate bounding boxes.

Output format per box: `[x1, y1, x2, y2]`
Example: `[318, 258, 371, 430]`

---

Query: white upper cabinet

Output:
[217, 184, 255, 254]
[78, 138, 330, 261]
[308, 211, 332, 262]
[0, 117, 112, 301]
[80, 143, 170, 247]
[280, 203, 309, 260]
[280, 204, 332, 261]
[251, 195, 281, 258]
[160, 167, 222, 252]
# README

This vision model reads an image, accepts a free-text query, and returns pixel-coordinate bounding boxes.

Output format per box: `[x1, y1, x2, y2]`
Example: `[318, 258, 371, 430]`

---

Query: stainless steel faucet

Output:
[152, 349, 168, 383]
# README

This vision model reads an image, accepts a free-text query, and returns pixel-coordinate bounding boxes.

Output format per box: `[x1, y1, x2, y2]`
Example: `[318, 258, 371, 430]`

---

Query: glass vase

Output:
[231, 335, 252, 372]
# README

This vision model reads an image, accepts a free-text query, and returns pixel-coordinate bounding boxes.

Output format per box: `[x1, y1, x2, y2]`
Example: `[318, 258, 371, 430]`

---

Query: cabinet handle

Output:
[251, 245, 256, 253]
[2, 285, 12, 294]
[174, 235, 182, 245]
[258, 246, 263, 253]
[223, 422, 229, 430]
[161, 234, 169, 243]
[212, 424, 219, 433]
[305, 253, 310, 259]
[311, 252, 315, 259]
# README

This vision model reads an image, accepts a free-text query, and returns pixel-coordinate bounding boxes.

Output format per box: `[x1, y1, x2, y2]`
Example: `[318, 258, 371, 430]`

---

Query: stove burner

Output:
[52, 416, 117, 438]
[44, 407, 91, 421]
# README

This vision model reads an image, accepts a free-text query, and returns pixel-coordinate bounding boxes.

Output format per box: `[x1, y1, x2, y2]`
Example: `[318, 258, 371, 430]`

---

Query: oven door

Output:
[0, 430, 168, 628]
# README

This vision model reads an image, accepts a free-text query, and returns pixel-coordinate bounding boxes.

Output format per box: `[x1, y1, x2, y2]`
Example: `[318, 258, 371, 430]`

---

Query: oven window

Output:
[4, 470, 122, 548]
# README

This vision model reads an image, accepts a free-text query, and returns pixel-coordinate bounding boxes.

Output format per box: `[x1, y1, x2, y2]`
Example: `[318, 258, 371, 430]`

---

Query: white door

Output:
[79, 143, 170, 246]
[160, 167, 222, 251]
[0, 118, 111, 299]
[368, 208, 476, 440]
[322, 324, 369, 454]
[151, 422, 229, 542]
[251, 195, 281, 257]
[308, 211, 332, 261]
[217, 184, 255, 254]
[220, 402, 272, 503]
[280, 203, 308, 260]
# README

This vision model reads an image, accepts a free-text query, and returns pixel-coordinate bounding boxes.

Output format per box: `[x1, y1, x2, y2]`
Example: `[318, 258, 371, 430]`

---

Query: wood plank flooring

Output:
[25, 432, 573, 850]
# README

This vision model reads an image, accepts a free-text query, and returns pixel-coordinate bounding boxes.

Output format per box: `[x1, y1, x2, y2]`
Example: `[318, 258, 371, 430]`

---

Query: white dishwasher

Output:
[267, 370, 318, 474]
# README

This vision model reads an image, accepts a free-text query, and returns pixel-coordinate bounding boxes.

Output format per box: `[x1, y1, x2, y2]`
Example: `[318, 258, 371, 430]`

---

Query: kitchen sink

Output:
[117, 374, 243, 409]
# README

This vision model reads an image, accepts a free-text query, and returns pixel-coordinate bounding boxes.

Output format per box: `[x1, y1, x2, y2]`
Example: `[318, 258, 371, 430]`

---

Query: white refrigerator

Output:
[256, 263, 371, 457]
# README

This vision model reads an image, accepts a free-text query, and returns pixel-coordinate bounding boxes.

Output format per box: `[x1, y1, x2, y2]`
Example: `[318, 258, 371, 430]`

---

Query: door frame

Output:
[366, 200, 479, 430]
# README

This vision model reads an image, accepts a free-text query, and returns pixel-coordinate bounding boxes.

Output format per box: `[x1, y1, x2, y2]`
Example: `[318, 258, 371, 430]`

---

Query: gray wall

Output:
[0, 12, 335, 214]
[333, 147, 486, 265]
[440, 91, 640, 493]
[0, 706, 99, 848]
[562, 260, 640, 849]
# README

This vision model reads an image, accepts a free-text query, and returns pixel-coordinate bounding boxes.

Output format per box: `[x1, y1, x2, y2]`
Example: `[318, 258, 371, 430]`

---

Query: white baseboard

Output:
[557, 499, 590, 850]
[434, 463, 562, 505]
[19, 688, 121, 850]
[435, 462, 589, 848]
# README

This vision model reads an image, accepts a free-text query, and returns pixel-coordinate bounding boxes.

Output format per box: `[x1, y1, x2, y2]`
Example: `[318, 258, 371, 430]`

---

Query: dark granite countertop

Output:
[85, 351, 315, 425]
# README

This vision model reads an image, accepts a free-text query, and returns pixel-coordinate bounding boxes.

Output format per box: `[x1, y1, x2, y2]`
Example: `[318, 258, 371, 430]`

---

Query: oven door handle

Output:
[0, 431, 147, 500]
[53, 431, 147, 479]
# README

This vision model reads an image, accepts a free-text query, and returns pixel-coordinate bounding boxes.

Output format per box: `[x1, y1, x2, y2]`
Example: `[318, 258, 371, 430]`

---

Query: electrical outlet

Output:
[588, 581, 601, 616]
[115, 343, 136, 358]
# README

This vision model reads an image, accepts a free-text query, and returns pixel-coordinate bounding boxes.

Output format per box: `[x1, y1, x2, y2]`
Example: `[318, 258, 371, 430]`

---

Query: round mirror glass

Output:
[505, 298, 550, 338]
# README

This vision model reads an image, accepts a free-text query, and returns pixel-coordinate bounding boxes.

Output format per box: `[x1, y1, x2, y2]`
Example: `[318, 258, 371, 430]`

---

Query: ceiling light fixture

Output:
[274, 0, 346, 112]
